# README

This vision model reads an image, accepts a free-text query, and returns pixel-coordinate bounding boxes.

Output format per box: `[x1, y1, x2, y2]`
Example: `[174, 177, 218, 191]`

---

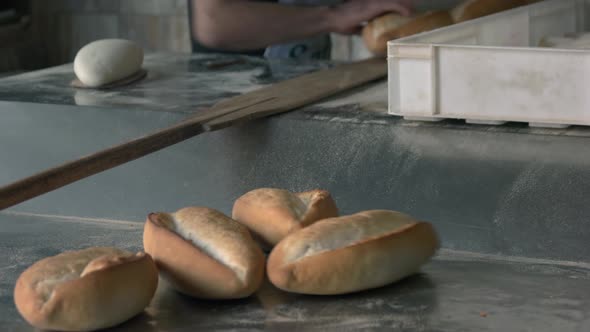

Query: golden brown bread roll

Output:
[232, 188, 339, 249]
[143, 207, 265, 299]
[14, 247, 158, 331]
[267, 210, 439, 295]
[362, 11, 454, 56]
[451, 0, 530, 23]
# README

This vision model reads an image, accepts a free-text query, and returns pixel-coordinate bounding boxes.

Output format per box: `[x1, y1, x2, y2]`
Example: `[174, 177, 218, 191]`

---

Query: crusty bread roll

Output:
[143, 207, 265, 299]
[14, 247, 158, 331]
[362, 11, 454, 56]
[232, 188, 339, 249]
[267, 210, 439, 295]
[451, 0, 530, 23]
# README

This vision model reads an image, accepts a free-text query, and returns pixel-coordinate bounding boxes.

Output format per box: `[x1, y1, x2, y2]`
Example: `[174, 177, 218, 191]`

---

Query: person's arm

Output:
[192, 0, 413, 51]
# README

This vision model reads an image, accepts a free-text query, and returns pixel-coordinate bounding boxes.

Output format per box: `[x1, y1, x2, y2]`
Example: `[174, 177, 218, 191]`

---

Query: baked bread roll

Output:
[451, 0, 530, 23]
[143, 207, 265, 299]
[14, 247, 158, 331]
[232, 188, 338, 249]
[362, 11, 453, 56]
[267, 210, 439, 295]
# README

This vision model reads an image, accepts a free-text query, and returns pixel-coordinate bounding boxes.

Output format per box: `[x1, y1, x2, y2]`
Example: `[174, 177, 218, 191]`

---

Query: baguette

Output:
[143, 207, 265, 299]
[451, 0, 530, 23]
[232, 188, 338, 249]
[362, 11, 453, 56]
[267, 210, 439, 295]
[14, 247, 158, 331]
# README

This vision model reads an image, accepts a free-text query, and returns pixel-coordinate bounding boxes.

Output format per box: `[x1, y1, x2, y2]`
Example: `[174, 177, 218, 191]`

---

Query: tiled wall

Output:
[0, 23, 46, 75]
[32, 0, 192, 66]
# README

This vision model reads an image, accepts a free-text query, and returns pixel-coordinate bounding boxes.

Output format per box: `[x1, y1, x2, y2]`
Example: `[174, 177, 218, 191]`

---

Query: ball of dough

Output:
[74, 39, 144, 88]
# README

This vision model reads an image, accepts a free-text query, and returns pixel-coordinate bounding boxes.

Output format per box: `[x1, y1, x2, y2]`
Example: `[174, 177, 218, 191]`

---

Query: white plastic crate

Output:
[388, 0, 590, 128]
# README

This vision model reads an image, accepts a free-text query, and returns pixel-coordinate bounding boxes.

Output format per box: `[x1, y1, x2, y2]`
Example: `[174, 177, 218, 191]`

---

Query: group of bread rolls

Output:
[363, 0, 540, 56]
[14, 188, 439, 331]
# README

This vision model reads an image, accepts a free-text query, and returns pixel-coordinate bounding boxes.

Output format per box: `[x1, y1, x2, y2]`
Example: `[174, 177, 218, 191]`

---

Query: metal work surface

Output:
[0, 53, 333, 114]
[2, 101, 590, 263]
[1, 213, 589, 332]
[2, 53, 590, 331]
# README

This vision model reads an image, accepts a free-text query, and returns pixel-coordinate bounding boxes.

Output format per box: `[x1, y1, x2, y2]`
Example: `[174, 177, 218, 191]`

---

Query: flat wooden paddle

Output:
[0, 58, 387, 210]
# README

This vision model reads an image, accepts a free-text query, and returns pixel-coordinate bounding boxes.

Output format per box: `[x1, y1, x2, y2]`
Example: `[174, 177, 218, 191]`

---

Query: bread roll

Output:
[451, 0, 530, 23]
[362, 11, 454, 56]
[14, 247, 158, 331]
[232, 188, 339, 249]
[143, 207, 265, 299]
[267, 210, 439, 295]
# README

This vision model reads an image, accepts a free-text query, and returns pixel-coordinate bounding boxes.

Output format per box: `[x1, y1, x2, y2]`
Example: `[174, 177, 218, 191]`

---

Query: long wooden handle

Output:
[0, 58, 387, 210]
[0, 119, 206, 210]
[0, 97, 271, 210]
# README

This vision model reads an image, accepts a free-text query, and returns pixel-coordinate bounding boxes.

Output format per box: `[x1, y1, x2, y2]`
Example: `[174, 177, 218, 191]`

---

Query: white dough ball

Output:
[74, 39, 144, 87]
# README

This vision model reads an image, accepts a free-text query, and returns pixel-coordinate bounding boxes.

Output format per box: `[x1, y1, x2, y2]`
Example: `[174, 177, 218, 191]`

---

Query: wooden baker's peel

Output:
[0, 58, 387, 210]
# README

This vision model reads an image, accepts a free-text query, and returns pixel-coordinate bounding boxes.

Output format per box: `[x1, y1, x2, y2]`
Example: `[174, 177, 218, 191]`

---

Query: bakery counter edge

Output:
[1, 99, 590, 265]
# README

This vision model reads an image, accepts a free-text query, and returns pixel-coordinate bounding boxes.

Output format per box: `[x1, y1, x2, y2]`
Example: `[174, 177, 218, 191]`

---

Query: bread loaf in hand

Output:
[267, 210, 439, 295]
[14, 247, 158, 331]
[362, 11, 453, 56]
[451, 0, 530, 23]
[143, 207, 265, 299]
[363, 0, 535, 56]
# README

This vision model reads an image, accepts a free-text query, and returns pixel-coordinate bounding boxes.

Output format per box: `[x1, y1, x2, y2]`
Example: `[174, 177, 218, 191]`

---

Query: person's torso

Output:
[189, 0, 342, 59]
[263, 0, 341, 59]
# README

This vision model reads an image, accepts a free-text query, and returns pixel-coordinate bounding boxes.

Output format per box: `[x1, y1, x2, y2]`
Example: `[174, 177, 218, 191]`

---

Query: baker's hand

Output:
[328, 0, 414, 35]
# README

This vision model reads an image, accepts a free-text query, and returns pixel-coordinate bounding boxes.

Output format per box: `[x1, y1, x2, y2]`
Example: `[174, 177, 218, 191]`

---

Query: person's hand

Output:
[328, 0, 415, 35]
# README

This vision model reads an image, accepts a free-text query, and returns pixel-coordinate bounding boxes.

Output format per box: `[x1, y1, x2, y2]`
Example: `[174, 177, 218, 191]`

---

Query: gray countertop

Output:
[0, 53, 335, 114]
[1, 53, 590, 331]
[2, 212, 589, 332]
